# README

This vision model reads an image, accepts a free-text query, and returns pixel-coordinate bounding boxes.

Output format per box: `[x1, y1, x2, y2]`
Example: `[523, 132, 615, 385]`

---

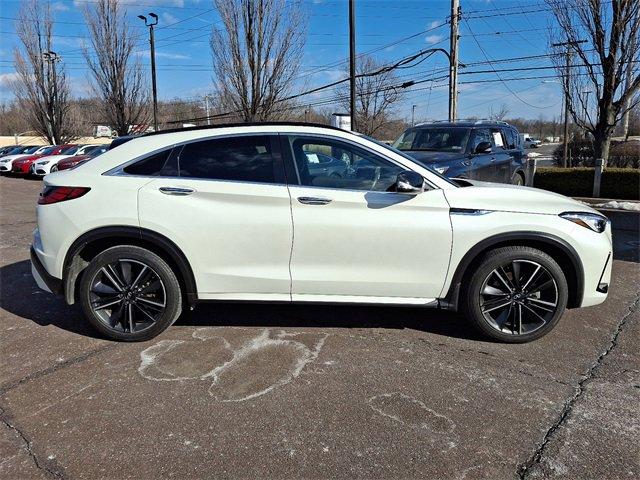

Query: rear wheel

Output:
[79, 245, 182, 341]
[461, 246, 568, 343]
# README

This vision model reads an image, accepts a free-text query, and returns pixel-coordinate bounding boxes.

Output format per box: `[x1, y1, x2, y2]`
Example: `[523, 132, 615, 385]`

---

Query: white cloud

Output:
[74, 0, 185, 6]
[51, 2, 70, 11]
[135, 50, 191, 60]
[161, 12, 179, 24]
[425, 34, 444, 45]
[0, 73, 20, 90]
[427, 20, 443, 29]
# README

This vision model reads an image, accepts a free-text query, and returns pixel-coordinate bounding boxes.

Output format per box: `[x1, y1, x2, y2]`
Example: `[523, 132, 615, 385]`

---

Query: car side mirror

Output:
[474, 141, 492, 154]
[396, 171, 424, 194]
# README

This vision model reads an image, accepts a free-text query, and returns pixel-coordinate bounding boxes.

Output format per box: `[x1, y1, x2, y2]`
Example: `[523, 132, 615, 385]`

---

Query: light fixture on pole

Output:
[138, 13, 159, 132]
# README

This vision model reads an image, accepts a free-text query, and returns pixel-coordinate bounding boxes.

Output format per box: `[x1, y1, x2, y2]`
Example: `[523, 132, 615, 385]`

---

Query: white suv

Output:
[30, 123, 612, 343]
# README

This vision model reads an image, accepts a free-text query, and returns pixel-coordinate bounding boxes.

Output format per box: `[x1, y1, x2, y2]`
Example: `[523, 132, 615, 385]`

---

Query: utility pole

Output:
[204, 94, 212, 126]
[42, 51, 60, 143]
[412, 105, 417, 126]
[349, 0, 356, 132]
[552, 39, 587, 168]
[448, 0, 460, 122]
[139, 13, 159, 132]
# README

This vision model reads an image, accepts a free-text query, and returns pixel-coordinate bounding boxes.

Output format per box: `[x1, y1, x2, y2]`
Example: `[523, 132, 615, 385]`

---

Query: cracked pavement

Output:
[1, 175, 639, 479]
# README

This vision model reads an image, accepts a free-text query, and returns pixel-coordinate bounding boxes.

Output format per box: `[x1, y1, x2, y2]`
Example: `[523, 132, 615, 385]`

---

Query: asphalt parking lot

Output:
[1, 175, 638, 479]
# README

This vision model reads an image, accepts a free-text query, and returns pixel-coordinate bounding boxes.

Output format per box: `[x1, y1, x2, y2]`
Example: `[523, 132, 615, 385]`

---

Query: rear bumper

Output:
[30, 246, 62, 295]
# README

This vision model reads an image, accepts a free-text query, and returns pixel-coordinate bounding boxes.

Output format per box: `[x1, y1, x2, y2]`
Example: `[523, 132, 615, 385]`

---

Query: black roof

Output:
[142, 121, 347, 137]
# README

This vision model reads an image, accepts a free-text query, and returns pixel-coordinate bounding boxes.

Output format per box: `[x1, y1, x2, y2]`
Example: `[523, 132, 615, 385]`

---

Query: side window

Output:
[288, 136, 405, 192]
[178, 135, 278, 183]
[502, 128, 516, 149]
[471, 129, 493, 151]
[123, 148, 176, 176]
[491, 129, 506, 149]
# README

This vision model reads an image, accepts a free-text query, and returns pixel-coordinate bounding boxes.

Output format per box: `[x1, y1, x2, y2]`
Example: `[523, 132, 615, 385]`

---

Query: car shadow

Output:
[0, 260, 481, 341]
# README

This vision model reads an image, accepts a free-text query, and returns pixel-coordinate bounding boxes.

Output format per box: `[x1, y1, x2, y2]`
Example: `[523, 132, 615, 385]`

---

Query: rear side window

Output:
[178, 135, 277, 183]
[123, 149, 175, 176]
[504, 128, 518, 149]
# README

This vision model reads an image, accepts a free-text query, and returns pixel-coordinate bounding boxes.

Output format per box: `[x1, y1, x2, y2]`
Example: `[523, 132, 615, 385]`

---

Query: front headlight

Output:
[560, 212, 609, 233]
[433, 165, 449, 175]
[39, 160, 50, 165]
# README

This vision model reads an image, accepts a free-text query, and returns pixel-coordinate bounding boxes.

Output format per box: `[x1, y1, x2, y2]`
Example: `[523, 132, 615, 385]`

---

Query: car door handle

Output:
[297, 196, 332, 205]
[159, 187, 195, 196]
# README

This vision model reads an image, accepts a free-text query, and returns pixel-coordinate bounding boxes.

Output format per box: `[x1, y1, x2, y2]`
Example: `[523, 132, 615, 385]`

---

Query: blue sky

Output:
[0, 0, 566, 121]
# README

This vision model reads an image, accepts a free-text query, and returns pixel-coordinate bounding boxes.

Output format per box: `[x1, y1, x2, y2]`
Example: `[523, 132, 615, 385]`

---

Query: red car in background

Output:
[56, 145, 109, 171]
[10, 144, 77, 175]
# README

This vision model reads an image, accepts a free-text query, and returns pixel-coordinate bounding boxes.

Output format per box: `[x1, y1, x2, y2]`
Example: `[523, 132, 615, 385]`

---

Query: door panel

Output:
[288, 186, 452, 300]
[136, 134, 293, 300]
[138, 179, 293, 299]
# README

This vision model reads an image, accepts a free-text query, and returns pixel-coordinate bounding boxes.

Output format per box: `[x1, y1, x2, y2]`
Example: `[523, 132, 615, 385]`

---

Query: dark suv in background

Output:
[393, 120, 526, 185]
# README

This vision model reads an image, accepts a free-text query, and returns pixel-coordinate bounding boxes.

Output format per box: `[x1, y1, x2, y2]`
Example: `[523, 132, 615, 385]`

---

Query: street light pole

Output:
[349, 0, 356, 132]
[138, 13, 159, 132]
[412, 105, 417, 126]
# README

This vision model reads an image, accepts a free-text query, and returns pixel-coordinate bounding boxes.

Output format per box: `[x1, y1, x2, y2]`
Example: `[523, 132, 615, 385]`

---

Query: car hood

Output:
[36, 154, 73, 163]
[0, 154, 29, 162]
[400, 150, 463, 164]
[443, 183, 598, 216]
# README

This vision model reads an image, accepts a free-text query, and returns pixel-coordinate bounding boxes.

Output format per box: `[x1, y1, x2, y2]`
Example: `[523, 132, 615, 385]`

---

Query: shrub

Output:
[534, 167, 640, 200]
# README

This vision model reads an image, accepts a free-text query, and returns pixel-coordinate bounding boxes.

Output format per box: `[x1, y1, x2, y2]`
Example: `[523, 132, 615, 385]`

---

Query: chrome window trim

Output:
[103, 132, 279, 180]
[279, 131, 440, 192]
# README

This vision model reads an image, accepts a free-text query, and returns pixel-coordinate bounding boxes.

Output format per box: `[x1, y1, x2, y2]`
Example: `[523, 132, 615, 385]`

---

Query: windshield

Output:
[23, 146, 41, 154]
[358, 133, 458, 187]
[88, 147, 107, 158]
[40, 147, 55, 155]
[61, 146, 78, 155]
[393, 127, 470, 153]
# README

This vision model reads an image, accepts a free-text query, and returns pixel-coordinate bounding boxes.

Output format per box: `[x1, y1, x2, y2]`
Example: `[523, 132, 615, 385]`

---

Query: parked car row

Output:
[0, 143, 109, 177]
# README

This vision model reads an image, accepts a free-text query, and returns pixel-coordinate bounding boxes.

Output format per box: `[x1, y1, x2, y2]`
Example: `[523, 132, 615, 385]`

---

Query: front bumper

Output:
[30, 246, 62, 295]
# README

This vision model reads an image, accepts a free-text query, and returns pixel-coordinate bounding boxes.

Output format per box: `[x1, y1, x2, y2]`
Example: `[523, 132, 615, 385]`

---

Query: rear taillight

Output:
[38, 186, 90, 205]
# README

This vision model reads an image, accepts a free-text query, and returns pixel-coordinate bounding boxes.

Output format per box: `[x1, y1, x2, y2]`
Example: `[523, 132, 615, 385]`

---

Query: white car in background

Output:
[0, 146, 46, 172]
[31, 123, 612, 343]
[32, 146, 81, 176]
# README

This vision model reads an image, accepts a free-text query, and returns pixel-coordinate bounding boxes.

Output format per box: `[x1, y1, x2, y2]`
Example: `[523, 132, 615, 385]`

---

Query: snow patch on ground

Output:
[594, 200, 640, 211]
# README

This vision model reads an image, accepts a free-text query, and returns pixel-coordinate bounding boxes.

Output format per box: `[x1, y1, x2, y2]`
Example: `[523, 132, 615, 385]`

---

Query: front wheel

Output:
[461, 246, 568, 343]
[512, 172, 524, 186]
[50, 164, 58, 173]
[79, 245, 182, 341]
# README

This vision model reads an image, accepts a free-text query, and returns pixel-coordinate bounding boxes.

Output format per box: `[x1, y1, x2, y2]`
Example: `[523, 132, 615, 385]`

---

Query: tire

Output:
[512, 172, 524, 186]
[50, 164, 58, 173]
[79, 245, 182, 341]
[460, 246, 568, 343]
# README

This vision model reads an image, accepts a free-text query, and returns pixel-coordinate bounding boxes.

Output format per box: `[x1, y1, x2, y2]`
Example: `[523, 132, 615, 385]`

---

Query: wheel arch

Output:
[441, 231, 584, 311]
[62, 226, 198, 308]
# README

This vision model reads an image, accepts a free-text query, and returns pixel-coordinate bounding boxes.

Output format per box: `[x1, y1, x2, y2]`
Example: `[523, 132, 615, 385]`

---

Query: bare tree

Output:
[83, 0, 149, 136]
[338, 55, 404, 137]
[210, 0, 306, 122]
[488, 103, 509, 121]
[547, 0, 640, 162]
[11, 0, 75, 143]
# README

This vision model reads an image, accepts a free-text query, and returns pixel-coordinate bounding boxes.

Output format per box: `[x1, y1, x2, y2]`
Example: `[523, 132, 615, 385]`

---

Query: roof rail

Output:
[141, 121, 347, 137]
